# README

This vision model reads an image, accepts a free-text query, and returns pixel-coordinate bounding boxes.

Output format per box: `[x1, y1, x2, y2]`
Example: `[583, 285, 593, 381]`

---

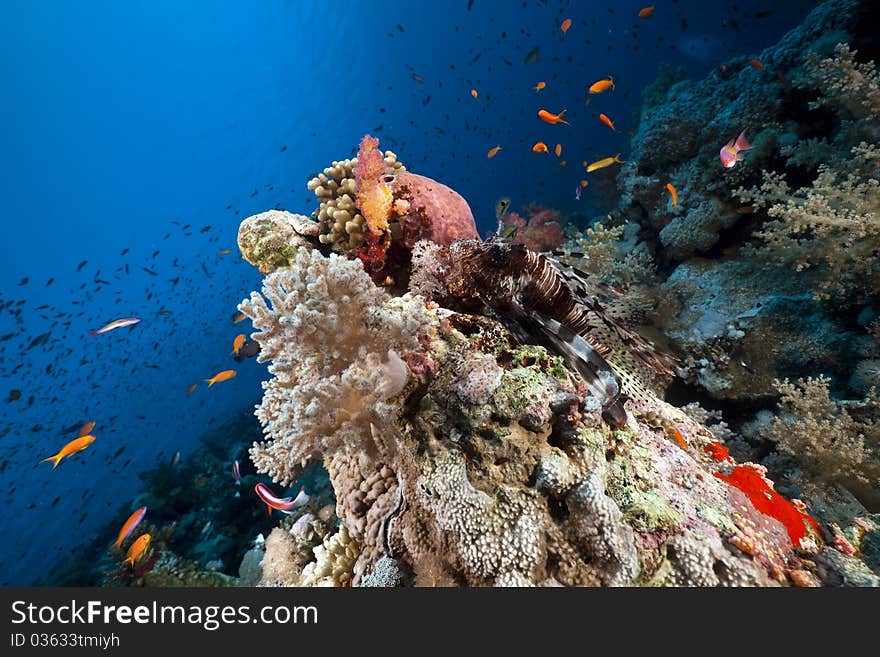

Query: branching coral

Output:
[408, 239, 450, 300]
[737, 142, 880, 298]
[238, 248, 434, 485]
[759, 376, 880, 498]
[803, 43, 880, 120]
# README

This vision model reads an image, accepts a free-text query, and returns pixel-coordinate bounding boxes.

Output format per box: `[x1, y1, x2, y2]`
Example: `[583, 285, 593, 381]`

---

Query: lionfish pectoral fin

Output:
[533, 313, 628, 422]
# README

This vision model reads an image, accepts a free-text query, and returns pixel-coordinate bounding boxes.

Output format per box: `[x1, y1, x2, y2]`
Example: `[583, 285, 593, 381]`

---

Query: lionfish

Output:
[440, 237, 676, 427]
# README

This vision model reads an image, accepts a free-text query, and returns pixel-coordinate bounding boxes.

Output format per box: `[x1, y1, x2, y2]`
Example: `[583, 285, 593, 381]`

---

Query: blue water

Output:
[0, 0, 818, 585]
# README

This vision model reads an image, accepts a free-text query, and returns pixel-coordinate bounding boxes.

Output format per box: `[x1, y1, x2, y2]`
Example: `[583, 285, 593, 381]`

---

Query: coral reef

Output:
[236, 244, 859, 587]
[502, 203, 566, 252]
[614, 0, 879, 407]
[302, 136, 477, 282]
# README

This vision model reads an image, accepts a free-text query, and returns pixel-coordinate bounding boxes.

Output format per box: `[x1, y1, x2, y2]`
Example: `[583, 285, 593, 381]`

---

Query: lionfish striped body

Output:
[444, 238, 675, 426]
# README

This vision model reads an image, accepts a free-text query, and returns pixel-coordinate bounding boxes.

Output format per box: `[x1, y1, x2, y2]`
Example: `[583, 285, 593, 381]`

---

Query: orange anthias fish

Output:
[41, 435, 96, 470]
[123, 533, 151, 567]
[204, 369, 236, 387]
[114, 506, 147, 549]
[586, 153, 625, 172]
[533, 81, 546, 92]
[78, 420, 96, 437]
[89, 317, 140, 336]
[186, 383, 197, 396]
[217, 248, 232, 255]
[487, 145, 502, 158]
[598, 113, 618, 131]
[638, 5, 655, 19]
[532, 141, 549, 154]
[750, 58, 763, 69]
[232, 311, 246, 324]
[231, 333, 246, 355]
[538, 109, 569, 125]
[470, 88, 478, 99]
[666, 182, 678, 206]
[588, 77, 614, 94]
[719, 130, 752, 168]
[554, 143, 562, 157]
[560, 18, 572, 33]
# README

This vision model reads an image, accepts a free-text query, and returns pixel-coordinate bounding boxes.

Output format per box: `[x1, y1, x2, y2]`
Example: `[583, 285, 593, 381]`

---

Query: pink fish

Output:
[719, 130, 752, 168]
[89, 317, 141, 335]
[254, 482, 309, 515]
[232, 460, 241, 485]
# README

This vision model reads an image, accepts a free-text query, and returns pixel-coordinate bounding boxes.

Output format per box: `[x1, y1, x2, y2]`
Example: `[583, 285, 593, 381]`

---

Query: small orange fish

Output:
[580, 180, 588, 188]
[671, 427, 688, 449]
[559, 160, 567, 167]
[217, 249, 231, 255]
[638, 5, 655, 19]
[470, 88, 478, 99]
[532, 141, 549, 154]
[232, 311, 246, 324]
[554, 143, 562, 157]
[588, 77, 614, 94]
[737, 206, 755, 214]
[560, 18, 572, 33]
[537, 109, 569, 125]
[487, 145, 502, 158]
[114, 507, 147, 549]
[598, 113, 618, 131]
[78, 420, 96, 437]
[750, 59, 763, 69]
[533, 81, 546, 92]
[204, 369, 236, 387]
[123, 533, 151, 567]
[186, 383, 197, 396]
[231, 333, 246, 355]
[194, 476, 209, 488]
[41, 435, 96, 470]
[666, 183, 678, 207]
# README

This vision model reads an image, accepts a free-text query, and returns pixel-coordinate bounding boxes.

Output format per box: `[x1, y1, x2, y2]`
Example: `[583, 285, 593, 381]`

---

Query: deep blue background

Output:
[0, 0, 817, 584]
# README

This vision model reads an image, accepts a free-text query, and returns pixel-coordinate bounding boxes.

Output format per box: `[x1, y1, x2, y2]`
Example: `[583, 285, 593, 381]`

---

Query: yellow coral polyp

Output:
[359, 182, 393, 233]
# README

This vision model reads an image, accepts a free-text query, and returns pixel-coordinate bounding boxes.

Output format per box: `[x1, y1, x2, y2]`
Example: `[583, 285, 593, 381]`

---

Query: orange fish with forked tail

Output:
[532, 141, 549, 154]
[204, 370, 236, 387]
[123, 534, 151, 567]
[588, 77, 615, 94]
[537, 109, 569, 125]
[78, 420, 96, 437]
[114, 507, 147, 549]
[41, 435, 96, 469]
[231, 334, 246, 355]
